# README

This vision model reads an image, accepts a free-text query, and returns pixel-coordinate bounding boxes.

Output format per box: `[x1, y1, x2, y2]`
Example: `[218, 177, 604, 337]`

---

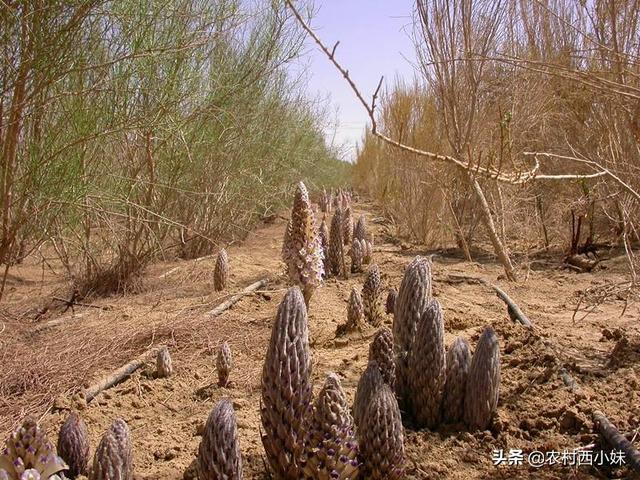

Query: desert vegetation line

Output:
[0, 0, 350, 302]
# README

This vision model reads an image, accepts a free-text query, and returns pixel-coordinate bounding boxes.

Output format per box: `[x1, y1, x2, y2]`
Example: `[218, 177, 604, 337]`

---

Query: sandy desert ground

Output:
[1, 199, 639, 479]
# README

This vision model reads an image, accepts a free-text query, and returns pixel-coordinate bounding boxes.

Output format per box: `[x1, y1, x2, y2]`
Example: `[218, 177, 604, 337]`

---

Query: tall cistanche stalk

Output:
[281, 182, 324, 306]
[260, 287, 313, 479]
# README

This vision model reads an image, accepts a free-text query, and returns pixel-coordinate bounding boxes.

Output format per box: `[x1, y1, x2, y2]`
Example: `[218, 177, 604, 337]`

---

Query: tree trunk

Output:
[448, 199, 473, 262]
[536, 193, 550, 249]
[469, 176, 517, 281]
[0, 6, 33, 301]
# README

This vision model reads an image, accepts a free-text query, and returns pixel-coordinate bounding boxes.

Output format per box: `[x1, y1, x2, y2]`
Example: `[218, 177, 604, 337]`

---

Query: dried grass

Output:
[75, 256, 147, 298]
[0, 262, 273, 436]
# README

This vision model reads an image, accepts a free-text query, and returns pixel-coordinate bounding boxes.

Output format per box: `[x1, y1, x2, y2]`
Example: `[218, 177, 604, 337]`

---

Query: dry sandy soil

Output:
[1, 199, 639, 479]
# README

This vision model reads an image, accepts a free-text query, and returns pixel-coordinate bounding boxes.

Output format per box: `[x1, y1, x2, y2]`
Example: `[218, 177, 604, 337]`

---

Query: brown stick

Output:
[158, 254, 217, 279]
[490, 284, 532, 327]
[34, 312, 90, 332]
[84, 346, 163, 403]
[205, 279, 268, 318]
[52, 296, 110, 311]
[158, 265, 182, 279]
[469, 177, 518, 281]
[440, 274, 532, 327]
[439, 274, 483, 285]
[592, 410, 640, 472]
[559, 367, 582, 395]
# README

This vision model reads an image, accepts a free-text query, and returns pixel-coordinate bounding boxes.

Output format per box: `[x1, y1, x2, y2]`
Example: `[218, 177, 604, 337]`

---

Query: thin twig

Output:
[52, 296, 110, 310]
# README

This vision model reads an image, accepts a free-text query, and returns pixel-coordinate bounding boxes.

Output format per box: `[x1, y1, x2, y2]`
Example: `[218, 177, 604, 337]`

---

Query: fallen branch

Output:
[52, 296, 110, 311]
[559, 367, 582, 395]
[439, 274, 483, 285]
[33, 306, 50, 321]
[56, 290, 80, 313]
[490, 284, 532, 327]
[592, 410, 640, 472]
[84, 346, 164, 403]
[441, 274, 532, 327]
[565, 254, 599, 272]
[158, 253, 217, 279]
[158, 265, 182, 279]
[563, 263, 585, 273]
[205, 279, 268, 318]
[34, 312, 90, 332]
[443, 274, 592, 397]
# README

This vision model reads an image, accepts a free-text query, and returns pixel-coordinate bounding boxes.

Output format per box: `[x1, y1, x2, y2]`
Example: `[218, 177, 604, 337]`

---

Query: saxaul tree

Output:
[0, 0, 349, 303]
[284, 0, 620, 283]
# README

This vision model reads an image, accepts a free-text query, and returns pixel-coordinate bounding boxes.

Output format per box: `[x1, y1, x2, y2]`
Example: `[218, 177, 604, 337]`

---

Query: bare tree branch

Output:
[284, 0, 614, 186]
[525, 152, 640, 201]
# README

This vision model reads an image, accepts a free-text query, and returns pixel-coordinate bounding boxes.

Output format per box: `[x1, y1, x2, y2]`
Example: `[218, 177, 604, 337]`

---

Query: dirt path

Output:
[2, 199, 639, 479]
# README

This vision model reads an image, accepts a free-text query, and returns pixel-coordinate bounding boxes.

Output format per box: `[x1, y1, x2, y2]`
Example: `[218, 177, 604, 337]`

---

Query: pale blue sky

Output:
[289, 1, 418, 161]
